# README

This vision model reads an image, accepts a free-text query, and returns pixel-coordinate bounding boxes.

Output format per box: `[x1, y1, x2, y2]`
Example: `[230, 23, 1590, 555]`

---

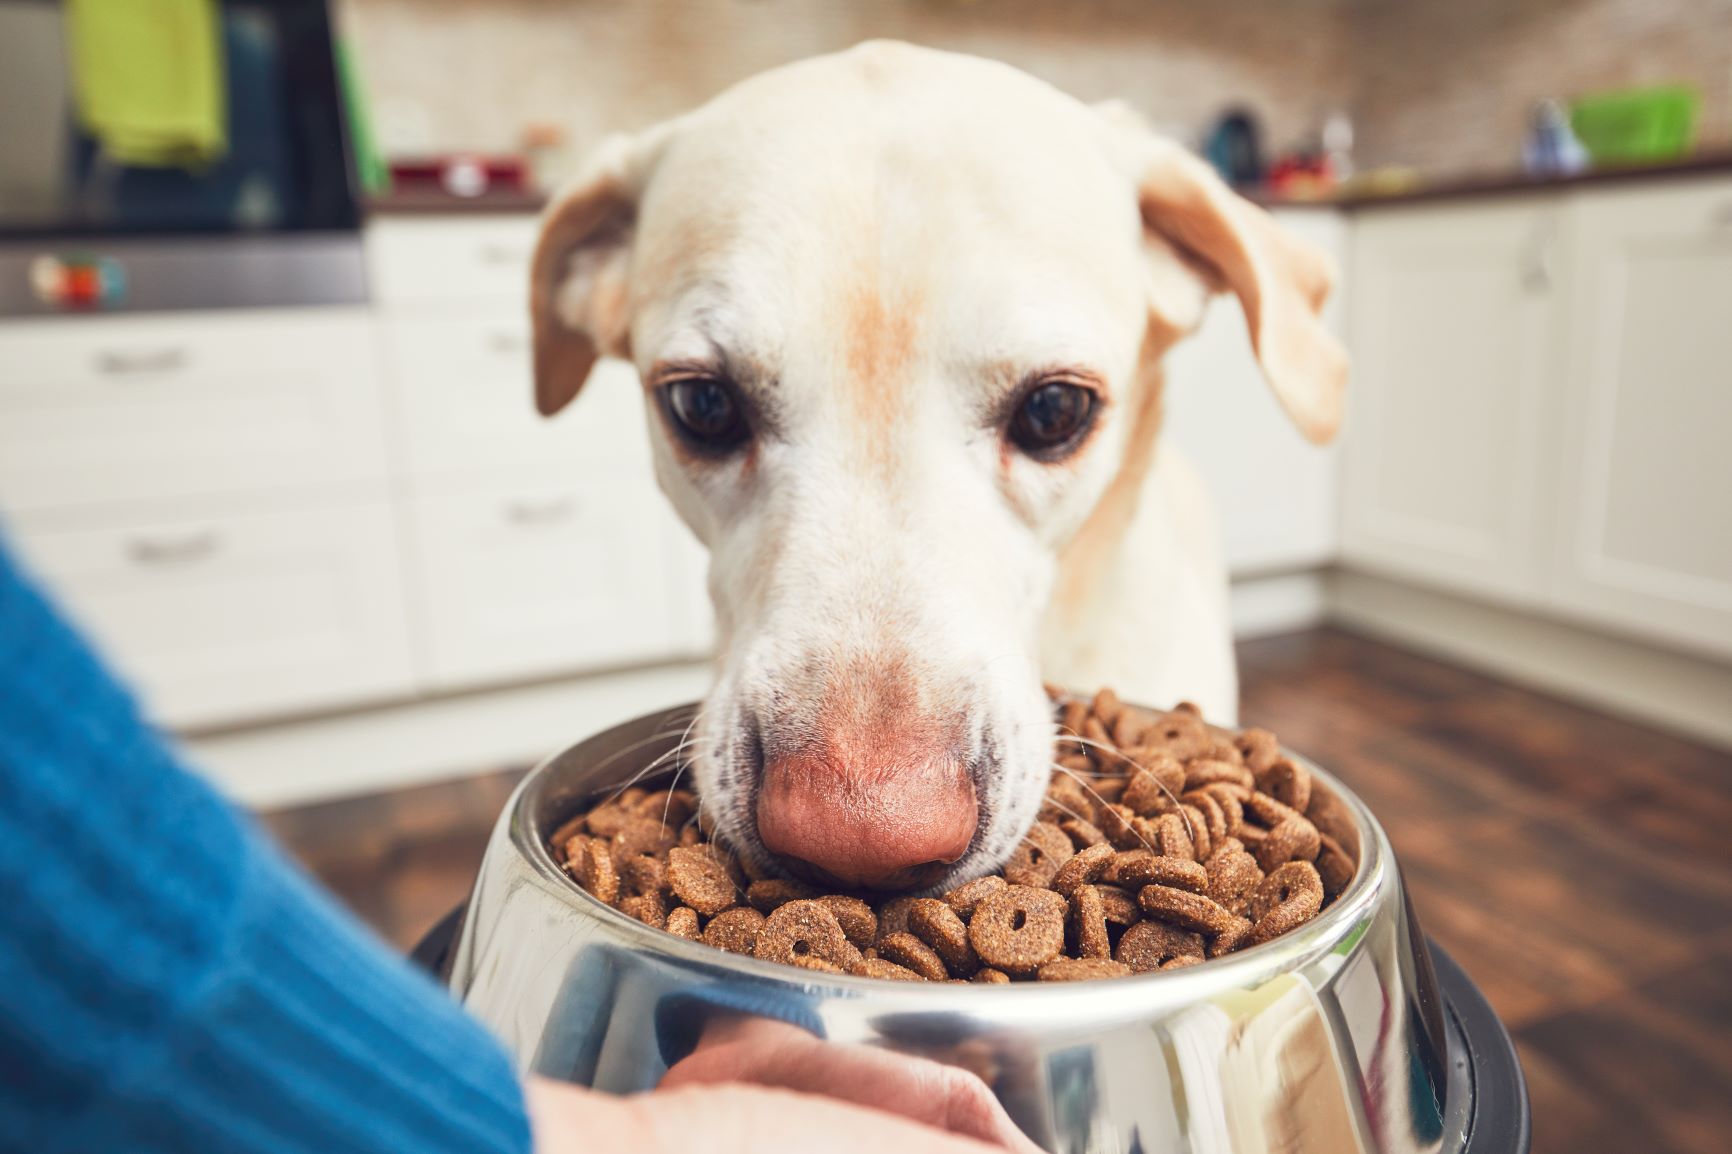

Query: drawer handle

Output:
[96, 347, 189, 376]
[477, 242, 528, 266]
[127, 530, 219, 565]
[503, 496, 576, 526]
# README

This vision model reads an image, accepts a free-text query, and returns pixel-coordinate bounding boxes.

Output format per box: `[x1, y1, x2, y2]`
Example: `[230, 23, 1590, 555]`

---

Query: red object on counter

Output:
[388, 155, 530, 199]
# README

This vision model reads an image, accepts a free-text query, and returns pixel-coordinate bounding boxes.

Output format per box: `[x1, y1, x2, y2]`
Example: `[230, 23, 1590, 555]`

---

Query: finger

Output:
[661, 1022, 1040, 1154]
[640, 1083, 1008, 1154]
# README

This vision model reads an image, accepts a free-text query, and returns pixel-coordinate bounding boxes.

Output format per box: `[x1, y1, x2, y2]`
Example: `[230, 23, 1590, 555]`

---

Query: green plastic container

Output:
[1570, 86, 1699, 165]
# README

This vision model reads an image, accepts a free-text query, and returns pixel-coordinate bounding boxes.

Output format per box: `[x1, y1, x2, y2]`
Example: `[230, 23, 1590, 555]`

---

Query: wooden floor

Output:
[265, 627, 1732, 1154]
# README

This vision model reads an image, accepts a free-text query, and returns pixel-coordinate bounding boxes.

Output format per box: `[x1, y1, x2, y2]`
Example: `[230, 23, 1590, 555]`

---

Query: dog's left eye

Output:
[664, 377, 750, 450]
[1009, 381, 1097, 457]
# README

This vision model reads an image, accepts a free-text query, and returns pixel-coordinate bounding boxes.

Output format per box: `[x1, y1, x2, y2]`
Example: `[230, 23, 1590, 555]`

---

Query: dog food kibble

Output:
[548, 690, 1358, 981]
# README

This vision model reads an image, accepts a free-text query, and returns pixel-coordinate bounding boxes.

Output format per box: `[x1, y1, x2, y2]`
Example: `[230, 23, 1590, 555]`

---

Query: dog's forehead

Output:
[630, 44, 1147, 378]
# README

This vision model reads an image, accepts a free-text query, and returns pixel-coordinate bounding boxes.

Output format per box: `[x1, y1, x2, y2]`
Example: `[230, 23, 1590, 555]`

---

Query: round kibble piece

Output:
[792, 954, 843, 974]
[620, 892, 667, 928]
[971, 967, 1011, 984]
[851, 957, 927, 982]
[1261, 758, 1312, 815]
[969, 886, 1067, 975]
[754, 900, 862, 970]
[746, 878, 818, 912]
[1209, 916, 1253, 957]
[1137, 884, 1238, 935]
[1152, 812, 1195, 861]
[1245, 860, 1325, 940]
[611, 818, 676, 871]
[666, 846, 738, 916]
[1122, 757, 1185, 816]
[876, 895, 920, 943]
[1038, 957, 1132, 982]
[820, 895, 879, 948]
[1183, 759, 1254, 792]
[943, 875, 1008, 919]
[1050, 842, 1115, 895]
[1316, 832, 1356, 899]
[665, 906, 701, 940]
[1234, 728, 1282, 774]
[1255, 815, 1321, 873]
[702, 907, 767, 955]
[1070, 883, 1112, 959]
[1094, 884, 1142, 927]
[1059, 817, 1108, 849]
[1003, 822, 1074, 887]
[1116, 919, 1204, 973]
[576, 839, 619, 905]
[1206, 852, 1264, 913]
[908, 898, 979, 977]
[877, 931, 950, 981]
[1112, 852, 1209, 893]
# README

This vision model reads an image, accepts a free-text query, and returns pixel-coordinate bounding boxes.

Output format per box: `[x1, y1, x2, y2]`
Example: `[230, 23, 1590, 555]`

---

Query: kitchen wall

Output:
[1353, 0, 1732, 173]
[340, 0, 1356, 165]
[341, 0, 1732, 182]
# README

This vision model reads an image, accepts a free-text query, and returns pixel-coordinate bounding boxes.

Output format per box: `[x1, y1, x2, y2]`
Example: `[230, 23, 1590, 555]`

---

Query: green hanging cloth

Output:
[66, 0, 227, 168]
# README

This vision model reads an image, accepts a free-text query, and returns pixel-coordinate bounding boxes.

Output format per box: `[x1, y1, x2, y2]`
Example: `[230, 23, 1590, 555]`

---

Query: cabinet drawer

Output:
[14, 501, 417, 729]
[367, 217, 538, 305]
[382, 312, 648, 480]
[405, 482, 680, 690]
[0, 311, 390, 511]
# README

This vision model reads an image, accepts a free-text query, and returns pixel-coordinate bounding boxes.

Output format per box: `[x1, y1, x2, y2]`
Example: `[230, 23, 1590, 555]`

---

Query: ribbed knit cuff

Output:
[57, 835, 532, 1154]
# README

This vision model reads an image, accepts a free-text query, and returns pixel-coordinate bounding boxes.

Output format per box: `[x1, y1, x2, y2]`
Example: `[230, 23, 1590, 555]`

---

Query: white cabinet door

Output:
[366, 217, 538, 306]
[13, 500, 417, 729]
[403, 472, 683, 691]
[1340, 201, 1563, 605]
[382, 312, 649, 483]
[1164, 209, 1345, 575]
[0, 310, 391, 512]
[1549, 181, 1732, 659]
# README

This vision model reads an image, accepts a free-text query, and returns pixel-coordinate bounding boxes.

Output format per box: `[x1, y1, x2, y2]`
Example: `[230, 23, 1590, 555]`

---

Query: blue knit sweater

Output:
[0, 537, 531, 1153]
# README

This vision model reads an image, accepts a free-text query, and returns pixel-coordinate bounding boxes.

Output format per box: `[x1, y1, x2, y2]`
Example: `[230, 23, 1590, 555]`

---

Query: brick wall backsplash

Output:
[341, 0, 1730, 181]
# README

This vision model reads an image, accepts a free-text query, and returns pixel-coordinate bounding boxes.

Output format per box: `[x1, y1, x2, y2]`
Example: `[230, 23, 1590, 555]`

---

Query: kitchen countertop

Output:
[365, 151, 1732, 218]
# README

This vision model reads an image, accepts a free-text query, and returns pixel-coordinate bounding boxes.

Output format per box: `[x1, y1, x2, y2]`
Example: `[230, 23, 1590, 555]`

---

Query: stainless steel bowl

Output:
[449, 704, 1523, 1154]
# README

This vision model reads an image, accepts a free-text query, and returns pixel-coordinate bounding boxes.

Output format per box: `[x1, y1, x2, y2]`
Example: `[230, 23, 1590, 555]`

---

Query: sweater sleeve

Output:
[0, 537, 532, 1154]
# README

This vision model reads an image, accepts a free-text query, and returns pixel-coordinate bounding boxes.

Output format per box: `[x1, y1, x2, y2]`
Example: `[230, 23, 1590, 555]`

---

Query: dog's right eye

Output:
[663, 377, 750, 451]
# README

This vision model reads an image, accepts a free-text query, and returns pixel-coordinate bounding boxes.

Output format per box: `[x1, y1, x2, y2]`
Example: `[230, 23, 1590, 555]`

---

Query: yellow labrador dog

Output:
[530, 42, 1345, 892]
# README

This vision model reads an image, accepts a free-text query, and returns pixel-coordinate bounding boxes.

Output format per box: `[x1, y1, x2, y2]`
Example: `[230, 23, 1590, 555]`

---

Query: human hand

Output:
[526, 1075, 1012, 1154]
[658, 1016, 1042, 1154]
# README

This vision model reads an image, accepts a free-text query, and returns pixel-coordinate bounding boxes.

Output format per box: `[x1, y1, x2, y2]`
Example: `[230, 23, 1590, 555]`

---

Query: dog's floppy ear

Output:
[530, 126, 672, 417]
[1099, 105, 1347, 444]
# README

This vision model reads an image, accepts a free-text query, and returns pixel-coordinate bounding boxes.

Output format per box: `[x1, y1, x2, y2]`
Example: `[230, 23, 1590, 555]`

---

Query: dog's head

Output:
[530, 43, 1343, 891]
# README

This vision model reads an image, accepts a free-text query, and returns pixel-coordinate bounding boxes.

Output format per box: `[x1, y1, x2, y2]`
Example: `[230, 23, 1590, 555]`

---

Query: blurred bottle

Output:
[1323, 112, 1354, 182]
[1523, 98, 1591, 176]
[1204, 108, 1265, 188]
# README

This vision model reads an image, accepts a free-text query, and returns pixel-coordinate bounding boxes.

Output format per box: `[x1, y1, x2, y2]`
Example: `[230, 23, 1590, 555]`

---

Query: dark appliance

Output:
[0, 0, 365, 315]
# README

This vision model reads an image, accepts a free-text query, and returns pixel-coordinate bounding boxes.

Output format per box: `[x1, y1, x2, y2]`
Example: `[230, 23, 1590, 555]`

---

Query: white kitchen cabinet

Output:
[365, 216, 539, 305]
[381, 311, 649, 483]
[403, 478, 681, 690]
[1548, 182, 1732, 659]
[1164, 208, 1346, 575]
[0, 309, 391, 511]
[1340, 200, 1564, 605]
[12, 499, 417, 729]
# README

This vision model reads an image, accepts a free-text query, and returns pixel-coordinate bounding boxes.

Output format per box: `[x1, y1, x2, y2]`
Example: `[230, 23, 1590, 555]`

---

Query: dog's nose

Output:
[756, 747, 978, 891]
